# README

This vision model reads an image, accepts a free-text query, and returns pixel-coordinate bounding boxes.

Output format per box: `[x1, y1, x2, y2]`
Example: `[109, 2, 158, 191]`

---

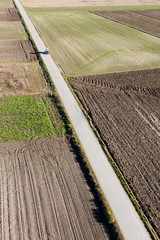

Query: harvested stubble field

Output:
[0, 137, 110, 240]
[69, 68, 160, 237]
[0, 40, 37, 61]
[93, 10, 160, 38]
[0, 62, 47, 96]
[0, 8, 20, 21]
[0, 0, 13, 8]
[0, 95, 65, 142]
[0, 21, 27, 41]
[27, 7, 160, 77]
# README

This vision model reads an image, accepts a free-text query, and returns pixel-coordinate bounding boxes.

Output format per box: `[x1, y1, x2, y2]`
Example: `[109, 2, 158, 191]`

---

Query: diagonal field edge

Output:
[14, 1, 151, 239]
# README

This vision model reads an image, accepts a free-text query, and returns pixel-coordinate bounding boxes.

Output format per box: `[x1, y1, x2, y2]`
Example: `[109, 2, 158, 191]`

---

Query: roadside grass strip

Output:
[0, 95, 65, 142]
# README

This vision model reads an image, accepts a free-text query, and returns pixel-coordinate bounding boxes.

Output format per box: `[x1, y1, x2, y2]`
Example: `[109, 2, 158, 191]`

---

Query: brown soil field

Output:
[0, 62, 47, 96]
[0, 8, 20, 21]
[0, 138, 110, 240]
[130, 9, 160, 20]
[20, 0, 160, 8]
[93, 10, 160, 38]
[0, 40, 37, 61]
[69, 68, 160, 237]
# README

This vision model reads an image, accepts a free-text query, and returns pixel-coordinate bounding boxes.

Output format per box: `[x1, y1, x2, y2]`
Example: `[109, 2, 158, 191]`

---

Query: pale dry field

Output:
[0, 62, 47, 96]
[21, 0, 160, 7]
[0, 138, 109, 240]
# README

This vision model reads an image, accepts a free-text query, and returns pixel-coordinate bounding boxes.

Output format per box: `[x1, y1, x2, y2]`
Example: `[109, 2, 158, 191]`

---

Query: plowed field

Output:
[0, 138, 109, 240]
[0, 8, 20, 21]
[69, 68, 160, 237]
[93, 10, 160, 38]
[130, 9, 160, 20]
[0, 40, 37, 61]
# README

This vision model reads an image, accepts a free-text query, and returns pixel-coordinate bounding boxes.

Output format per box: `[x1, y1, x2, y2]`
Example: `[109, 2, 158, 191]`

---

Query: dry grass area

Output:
[0, 8, 20, 21]
[93, 10, 160, 38]
[21, 0, 160, 7]
[0, 138, 110, 240]
[69, 68, 160, 237]
[0, 40, 37, 61]
[0, 62, 47, 96]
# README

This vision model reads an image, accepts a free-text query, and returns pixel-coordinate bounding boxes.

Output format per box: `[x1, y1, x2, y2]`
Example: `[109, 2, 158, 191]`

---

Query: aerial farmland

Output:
[21, 0, 160, 239]
[0, 0, 121, 239]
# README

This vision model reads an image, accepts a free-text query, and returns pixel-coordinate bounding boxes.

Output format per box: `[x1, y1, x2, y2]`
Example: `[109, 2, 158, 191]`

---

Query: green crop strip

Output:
[0, 95, 65, 142]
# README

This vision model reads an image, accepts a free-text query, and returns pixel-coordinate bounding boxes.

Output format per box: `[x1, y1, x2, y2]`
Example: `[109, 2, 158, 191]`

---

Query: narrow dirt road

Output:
[15, 0, 151, 239]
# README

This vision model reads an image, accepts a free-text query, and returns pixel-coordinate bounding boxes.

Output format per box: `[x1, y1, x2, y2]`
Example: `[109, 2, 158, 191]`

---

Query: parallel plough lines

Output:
[0, 139, 108, 240]
[69, 73, 160, 237]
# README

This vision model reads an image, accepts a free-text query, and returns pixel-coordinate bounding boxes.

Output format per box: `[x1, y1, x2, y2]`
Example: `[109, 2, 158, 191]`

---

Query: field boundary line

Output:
[89, 11, 160, 39]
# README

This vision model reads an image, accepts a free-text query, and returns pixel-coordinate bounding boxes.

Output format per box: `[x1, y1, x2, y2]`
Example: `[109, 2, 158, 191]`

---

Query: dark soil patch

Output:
[130, 9, 160, 20]
[0, 40, 37, 61]
[68, 68, 160, 238]
[92, 10, 160, 38]
[0, 8, 20, 21]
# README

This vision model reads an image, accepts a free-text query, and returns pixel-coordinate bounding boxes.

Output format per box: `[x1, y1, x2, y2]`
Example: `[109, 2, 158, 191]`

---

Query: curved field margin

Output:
[68, 68, 160, 238]
[92, 10, 160, 38]
[0, 138, 110, 240]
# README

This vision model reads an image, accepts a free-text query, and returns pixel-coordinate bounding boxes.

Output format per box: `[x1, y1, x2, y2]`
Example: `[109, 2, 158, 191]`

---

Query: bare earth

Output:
[0, 62, 47, 96]
[20, 0, 160, 7]
[0, 40, 37, 61]
[0, 138, 109, 240]
[69, 68, 160, 237]
[0, 8, 20, 21]
[93, 10, 160, 38]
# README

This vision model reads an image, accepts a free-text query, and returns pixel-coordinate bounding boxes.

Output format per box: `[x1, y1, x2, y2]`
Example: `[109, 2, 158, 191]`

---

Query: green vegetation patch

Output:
[0, 95, 65, 142]
[27, 6, 160, 77]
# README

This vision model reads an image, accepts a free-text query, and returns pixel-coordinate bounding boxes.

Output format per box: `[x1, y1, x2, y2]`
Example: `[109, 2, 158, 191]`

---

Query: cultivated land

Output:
[93, 10, 160, 38]
[27, 6, 160, 77]
[0, 8, 20, 21]
[0, 3, 112, 238]
[20, 0, 160, 7]
[0, 62, 47, 96]
[0, 40, 37, 61]
[0, 95, 65, 142]
[0, 0, 13, 8]
[0, 21, 27, 40]
[69, 69, 160, 237]
[0, 137, 110, 240]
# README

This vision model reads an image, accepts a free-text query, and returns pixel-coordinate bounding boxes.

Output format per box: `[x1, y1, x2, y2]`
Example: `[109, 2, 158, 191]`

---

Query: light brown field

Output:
[0, 138, 109, 240]
[20, 0, 160, 8]
[0, 62, 47, 96]
[0, 40, 37, 61]
[0, 8, 20, 21]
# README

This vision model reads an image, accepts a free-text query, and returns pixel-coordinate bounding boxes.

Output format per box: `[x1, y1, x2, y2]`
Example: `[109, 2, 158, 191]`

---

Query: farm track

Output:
[92, 10, 160, 38]
[0, 8, 20, 21]
[69, 69, 160, 237]
[0, 40, 37, 62]
[0, 138, 109, 240]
